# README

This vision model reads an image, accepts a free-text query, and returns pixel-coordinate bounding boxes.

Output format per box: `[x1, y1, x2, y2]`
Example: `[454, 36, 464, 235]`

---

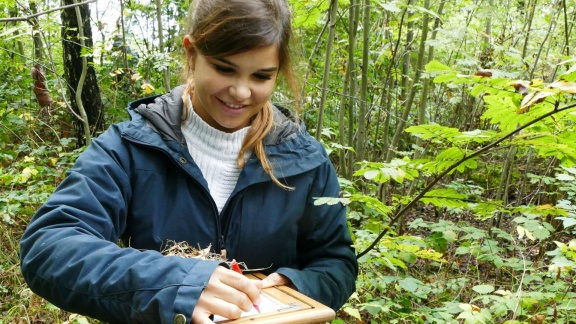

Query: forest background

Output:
[1, 0, 576, 323]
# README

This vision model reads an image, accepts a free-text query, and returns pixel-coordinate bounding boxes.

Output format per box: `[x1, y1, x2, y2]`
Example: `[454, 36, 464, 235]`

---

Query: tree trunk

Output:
[315, 0, 339, 141]
[521, 0, 537, 62]
[480, 0, 494, 68]
[61, 0, 104, 146]
[29, 2, 44, 62]
[385, 0, 415, 163]
[414, 0, 445, 159]
[355, 0, 370, 161]
[338, 0, 358, 179]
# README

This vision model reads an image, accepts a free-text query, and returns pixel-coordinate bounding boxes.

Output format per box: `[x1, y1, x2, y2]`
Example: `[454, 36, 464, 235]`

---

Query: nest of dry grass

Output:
[162, 240, 228, 262]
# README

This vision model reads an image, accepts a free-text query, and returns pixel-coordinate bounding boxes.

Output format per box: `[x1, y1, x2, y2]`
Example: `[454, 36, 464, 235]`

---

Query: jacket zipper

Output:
[122, 134, 226, 253]
[218, 192, 244, 257]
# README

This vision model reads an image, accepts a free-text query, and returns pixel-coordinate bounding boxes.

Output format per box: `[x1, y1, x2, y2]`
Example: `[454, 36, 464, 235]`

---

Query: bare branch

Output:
[0, 0, 97, 23]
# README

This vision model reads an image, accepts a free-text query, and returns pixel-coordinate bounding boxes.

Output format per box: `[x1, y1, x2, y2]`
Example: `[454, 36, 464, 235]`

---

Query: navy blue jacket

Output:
[20, 86, 357, 323]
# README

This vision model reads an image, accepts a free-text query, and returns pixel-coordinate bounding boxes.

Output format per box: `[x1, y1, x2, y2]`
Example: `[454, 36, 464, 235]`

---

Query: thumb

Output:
[261, 273, 290, 288]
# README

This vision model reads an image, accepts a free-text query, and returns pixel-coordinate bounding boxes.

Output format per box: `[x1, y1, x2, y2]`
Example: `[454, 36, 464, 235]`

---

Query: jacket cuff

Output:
[275, 267, 303, 291]
[170, 259, 221, 324]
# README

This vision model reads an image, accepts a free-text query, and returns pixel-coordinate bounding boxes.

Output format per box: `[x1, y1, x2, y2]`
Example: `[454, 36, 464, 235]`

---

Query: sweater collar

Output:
[182, 95, 250, 158]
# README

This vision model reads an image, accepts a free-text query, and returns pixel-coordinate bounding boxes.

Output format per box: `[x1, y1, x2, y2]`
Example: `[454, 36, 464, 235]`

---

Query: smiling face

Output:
[185, 37, 280, 133]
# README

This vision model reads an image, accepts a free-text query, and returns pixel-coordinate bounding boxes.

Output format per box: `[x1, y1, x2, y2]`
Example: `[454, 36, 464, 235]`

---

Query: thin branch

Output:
[357, 101, 576, 258]
[73, 0, 92, 146]
[0, 0, 97, 22]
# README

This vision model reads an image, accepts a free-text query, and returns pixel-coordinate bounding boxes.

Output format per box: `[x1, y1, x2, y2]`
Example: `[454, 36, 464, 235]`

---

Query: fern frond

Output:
[421, 188, 470, 209]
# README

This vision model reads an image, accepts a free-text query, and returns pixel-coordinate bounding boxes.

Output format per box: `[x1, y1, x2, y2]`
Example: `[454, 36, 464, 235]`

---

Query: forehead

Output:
[209, 45, 280, 69]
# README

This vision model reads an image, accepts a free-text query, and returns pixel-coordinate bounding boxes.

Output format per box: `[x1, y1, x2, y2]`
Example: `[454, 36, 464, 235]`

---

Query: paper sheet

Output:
[212, 291, 288, 322]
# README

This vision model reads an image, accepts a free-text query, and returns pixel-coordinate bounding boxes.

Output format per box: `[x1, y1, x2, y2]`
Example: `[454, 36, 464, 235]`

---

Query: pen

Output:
[230, 259, 261, 313]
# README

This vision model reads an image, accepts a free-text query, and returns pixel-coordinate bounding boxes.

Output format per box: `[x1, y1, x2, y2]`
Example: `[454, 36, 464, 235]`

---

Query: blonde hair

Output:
[182, 0, 299, 189]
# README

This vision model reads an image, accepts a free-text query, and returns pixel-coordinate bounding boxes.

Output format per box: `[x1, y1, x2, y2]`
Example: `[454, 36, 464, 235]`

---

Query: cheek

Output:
[254, 83, 276, 102]
[196, 74, 225, 95]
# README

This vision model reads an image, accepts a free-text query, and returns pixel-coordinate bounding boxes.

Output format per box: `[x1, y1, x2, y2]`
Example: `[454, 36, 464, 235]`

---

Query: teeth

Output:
[223, 101, 244, 109]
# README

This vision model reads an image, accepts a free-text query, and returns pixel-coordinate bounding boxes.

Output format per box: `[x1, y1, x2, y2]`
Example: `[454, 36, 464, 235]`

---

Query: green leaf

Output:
[422, 188, 470, 209]
[473, 284, 495, 294]
[433, 72, 458, 83]
[559, 63, 576, 81]
[443, 230, 458, 242]
[379, 2, 401, 12]
[556, 217, 576, 228]
[398, 277, 423, 293]
[313, 197, 351, 206]
[407, 5, 441, 18]
[556, 173, 575, 181]
[342, 307, 362, 320]
[425, 60, 452, 72]
[405, 124, 462, 143]
[399, 251, 418, 264]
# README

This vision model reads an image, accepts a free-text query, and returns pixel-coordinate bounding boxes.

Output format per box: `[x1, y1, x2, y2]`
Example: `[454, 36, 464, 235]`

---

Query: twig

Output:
[511, 251, 527, 321]
[0, 0, 97, 22]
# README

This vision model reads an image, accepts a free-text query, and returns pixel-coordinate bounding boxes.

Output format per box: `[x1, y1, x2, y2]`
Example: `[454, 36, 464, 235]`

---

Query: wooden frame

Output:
[214, 273, 336, 324]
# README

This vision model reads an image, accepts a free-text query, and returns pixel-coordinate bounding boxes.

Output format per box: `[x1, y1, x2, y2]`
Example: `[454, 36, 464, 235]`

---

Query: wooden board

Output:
[213, 273, 336, 324]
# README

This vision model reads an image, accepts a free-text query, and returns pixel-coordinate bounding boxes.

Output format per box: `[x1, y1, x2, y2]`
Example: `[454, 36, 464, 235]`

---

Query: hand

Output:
[261, 272, 294, 289]
[191, 266, 262, 324]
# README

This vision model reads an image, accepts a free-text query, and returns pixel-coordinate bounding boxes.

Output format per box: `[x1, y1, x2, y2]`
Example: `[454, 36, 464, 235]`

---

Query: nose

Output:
[229, 80, 251, 102]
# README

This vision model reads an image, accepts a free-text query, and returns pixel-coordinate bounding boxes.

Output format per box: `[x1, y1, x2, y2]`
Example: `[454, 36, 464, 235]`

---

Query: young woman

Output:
[20, 0, 358, 323]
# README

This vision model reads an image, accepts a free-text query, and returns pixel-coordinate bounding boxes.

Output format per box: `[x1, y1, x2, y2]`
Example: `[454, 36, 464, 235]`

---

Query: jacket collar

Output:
[126, 85, 328, 184]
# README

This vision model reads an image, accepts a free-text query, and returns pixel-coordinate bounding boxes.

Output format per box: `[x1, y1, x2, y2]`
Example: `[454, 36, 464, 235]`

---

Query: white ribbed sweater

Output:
[182, 99, 251, 213]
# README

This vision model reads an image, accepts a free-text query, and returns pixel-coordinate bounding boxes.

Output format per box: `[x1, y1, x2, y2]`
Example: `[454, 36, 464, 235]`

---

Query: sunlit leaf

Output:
[313, 197, 350, 206]
[141, 83, 155, 95]
[425, 60, 452, 72]
[343, 307, 361, 320]
[473, 284, 495, 294]
[556, 217, 576, 228]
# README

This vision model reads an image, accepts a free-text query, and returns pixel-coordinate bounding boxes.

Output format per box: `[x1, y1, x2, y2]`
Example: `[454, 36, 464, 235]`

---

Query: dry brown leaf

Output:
[475, 69, 493, 77]
[518, 91, 551, 113]
[31, 64, 54, 108]
[548, 80, 576, 94]
[511, 81, 530, 96]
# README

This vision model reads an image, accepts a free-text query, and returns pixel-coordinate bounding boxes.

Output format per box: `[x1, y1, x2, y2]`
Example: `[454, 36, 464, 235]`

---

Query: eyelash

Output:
[213, 65, 272, 81]
[214, 65, 234, 74]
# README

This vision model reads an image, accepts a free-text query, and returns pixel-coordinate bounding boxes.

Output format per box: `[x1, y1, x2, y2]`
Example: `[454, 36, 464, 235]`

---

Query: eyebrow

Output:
[215, 57, 278, 73]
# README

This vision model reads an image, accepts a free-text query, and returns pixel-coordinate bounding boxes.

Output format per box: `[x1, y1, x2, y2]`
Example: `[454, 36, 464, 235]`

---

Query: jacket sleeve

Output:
[19, 124, 219, 324]
[276, 142, 358, 311]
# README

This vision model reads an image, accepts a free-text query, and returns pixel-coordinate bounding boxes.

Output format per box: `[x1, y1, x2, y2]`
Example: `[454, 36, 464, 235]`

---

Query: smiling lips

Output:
[220, 99, 246, 109]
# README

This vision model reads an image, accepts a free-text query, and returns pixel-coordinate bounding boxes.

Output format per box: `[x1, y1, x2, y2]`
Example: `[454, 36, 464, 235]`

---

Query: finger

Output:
[218, 271, 262, 306]
[191, 305, 216, 324]
[191, 314, 215, 324]
[206, 268, 259, 311]
[203, 294, 246, 319]
[261, 273, 291, 288]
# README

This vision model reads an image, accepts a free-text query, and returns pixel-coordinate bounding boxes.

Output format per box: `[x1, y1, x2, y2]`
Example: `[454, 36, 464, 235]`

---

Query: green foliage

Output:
[0, 105, 88, 321]
[2, 0, 576, 322]
[342, 59, 576, 322]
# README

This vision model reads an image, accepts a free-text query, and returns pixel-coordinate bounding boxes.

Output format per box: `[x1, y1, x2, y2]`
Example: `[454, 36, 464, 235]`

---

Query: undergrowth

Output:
[2, 65, 576, 324]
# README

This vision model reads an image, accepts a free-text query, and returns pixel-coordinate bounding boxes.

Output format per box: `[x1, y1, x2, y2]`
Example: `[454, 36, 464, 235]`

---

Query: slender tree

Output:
[338, 0, 358, 178]
[385, 0, 416, 163]
[61, 0, 104, 146]
[315, 0, 339, 140]
[355, 0, 370, 161]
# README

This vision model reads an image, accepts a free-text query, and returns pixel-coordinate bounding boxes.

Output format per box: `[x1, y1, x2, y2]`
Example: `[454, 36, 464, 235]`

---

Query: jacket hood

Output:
[129, 85, 302, 147]
[126, 85, 327, 183]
